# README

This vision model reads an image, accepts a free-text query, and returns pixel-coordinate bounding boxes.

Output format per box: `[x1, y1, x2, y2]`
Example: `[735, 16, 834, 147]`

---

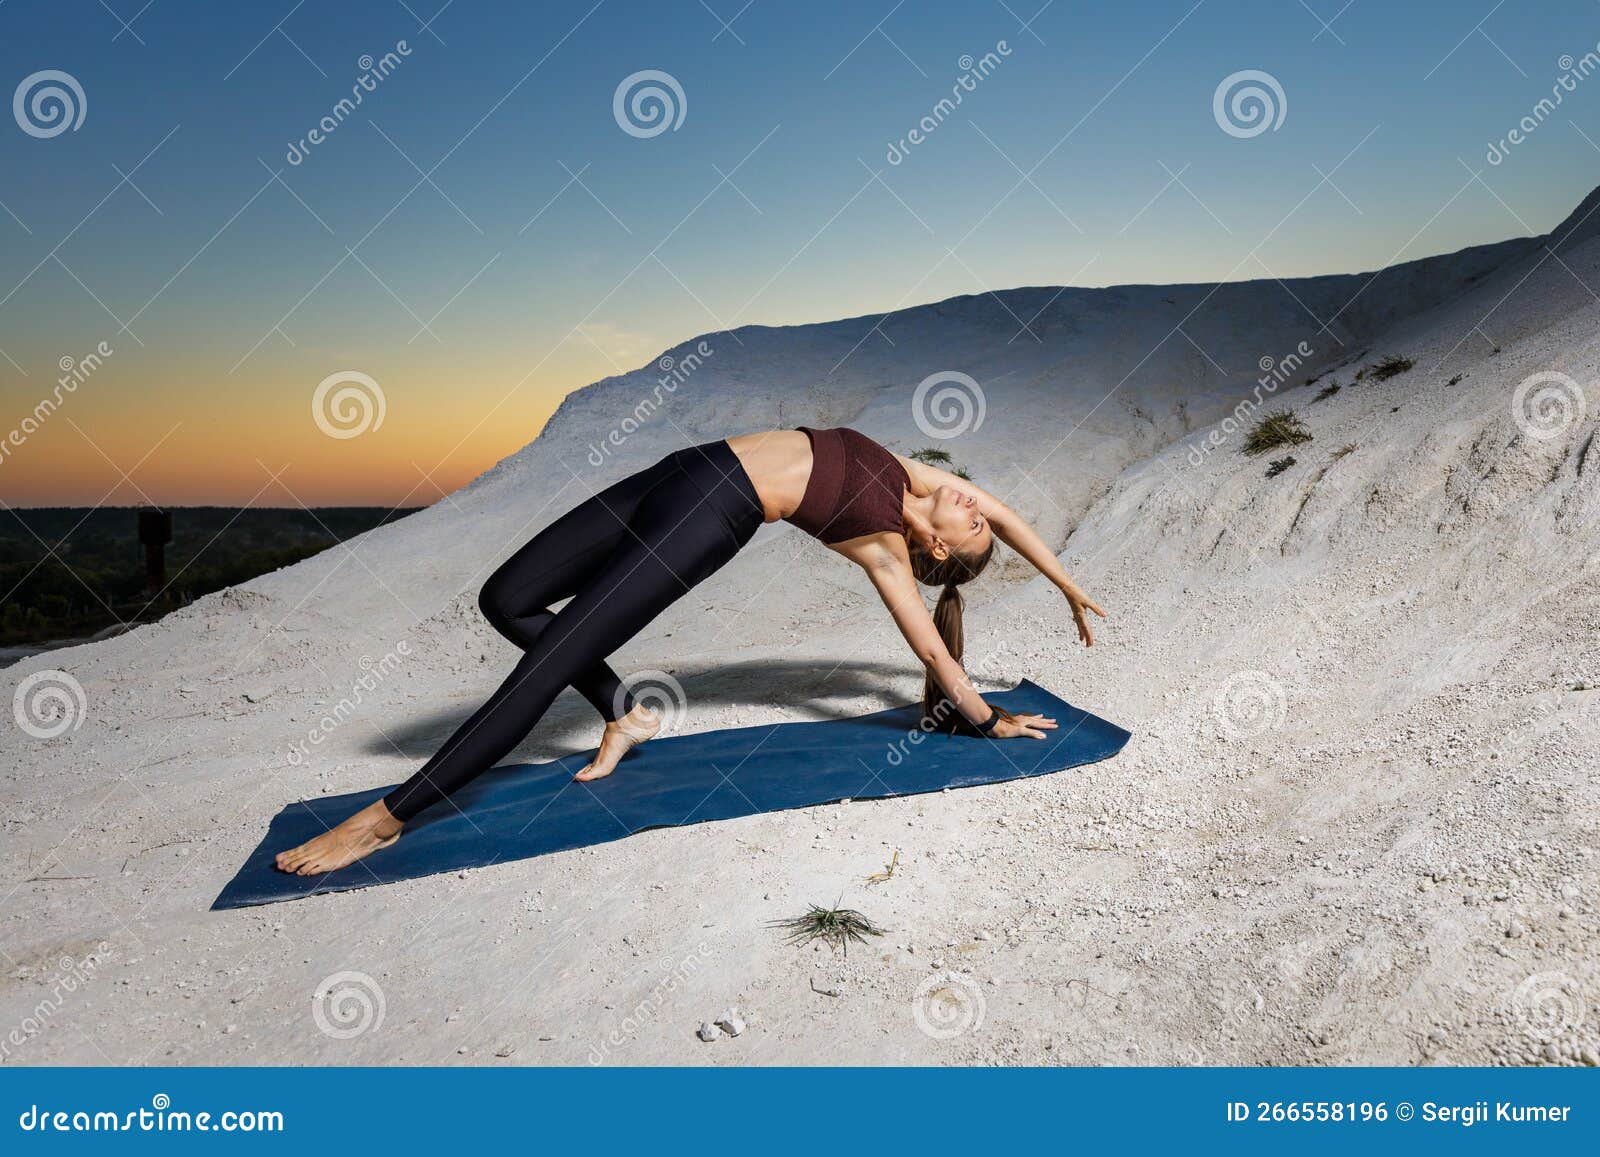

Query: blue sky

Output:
[2, 0, 1597, 502]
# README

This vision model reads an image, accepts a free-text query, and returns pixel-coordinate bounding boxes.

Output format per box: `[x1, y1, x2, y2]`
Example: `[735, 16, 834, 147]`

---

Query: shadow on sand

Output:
[359, 656, 918, 761]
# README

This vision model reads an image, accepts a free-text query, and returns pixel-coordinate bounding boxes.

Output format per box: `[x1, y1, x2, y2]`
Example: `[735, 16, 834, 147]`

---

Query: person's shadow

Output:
[359, 656, 915, 761]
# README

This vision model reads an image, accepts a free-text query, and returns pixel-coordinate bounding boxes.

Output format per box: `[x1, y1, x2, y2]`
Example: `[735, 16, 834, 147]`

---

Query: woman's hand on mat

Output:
[1060, 581, 1106, 646]
[992, 712, 1057, 739]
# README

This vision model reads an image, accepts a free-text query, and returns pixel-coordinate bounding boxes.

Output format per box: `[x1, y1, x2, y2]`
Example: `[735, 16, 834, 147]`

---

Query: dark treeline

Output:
[0, 506, 421, 645]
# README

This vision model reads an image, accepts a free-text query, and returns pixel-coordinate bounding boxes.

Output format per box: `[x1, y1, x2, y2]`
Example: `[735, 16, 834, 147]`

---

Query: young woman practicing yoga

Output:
[275, 426, 1105, 875]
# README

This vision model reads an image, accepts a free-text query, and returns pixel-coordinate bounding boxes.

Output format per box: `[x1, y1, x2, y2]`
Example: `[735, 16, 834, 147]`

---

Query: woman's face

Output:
[926, 484, 993, 559]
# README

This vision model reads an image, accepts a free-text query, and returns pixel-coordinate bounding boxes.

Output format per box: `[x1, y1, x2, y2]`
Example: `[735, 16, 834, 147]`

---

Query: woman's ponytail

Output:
[920, 584, 964, 729]
[909, 550, 1014, 735]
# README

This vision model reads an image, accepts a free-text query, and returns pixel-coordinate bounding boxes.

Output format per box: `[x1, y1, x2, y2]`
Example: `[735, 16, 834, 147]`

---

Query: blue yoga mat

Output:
[212, 679, 1129, 909]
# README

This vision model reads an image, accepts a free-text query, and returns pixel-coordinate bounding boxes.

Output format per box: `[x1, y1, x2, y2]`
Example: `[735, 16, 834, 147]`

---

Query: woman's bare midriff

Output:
[725, 429, 812, 523]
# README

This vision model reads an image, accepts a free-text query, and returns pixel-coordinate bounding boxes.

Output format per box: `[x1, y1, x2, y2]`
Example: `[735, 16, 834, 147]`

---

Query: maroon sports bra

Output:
[785, 426, 910, 544]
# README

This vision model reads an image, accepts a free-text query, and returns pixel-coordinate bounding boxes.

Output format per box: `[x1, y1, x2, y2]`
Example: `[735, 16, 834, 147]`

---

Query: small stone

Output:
[975, 930, 993, 941]
[697, 1022, 721, 1042]
[715, 1008, 745, 1037]
[1505, 920, 1526, 939]
[1580, 1048, 1598, 1067]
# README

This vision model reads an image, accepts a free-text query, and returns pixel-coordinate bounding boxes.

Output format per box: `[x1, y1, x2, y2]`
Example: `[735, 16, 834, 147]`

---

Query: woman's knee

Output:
[478, 575, 513, 629]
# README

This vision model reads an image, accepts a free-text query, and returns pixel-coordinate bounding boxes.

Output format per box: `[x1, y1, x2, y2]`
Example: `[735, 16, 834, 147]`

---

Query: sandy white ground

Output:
[3, 190, 1598, 1067]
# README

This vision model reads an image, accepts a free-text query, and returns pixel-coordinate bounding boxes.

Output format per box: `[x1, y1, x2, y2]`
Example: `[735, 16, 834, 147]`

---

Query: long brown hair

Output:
[908, 538, 1013, 735]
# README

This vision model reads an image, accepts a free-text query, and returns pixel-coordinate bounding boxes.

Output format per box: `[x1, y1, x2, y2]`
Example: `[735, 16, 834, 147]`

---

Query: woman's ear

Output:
[929, 538, 950, 562]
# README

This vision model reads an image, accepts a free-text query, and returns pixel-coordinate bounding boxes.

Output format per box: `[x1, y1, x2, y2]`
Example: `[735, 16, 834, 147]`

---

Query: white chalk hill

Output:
[5, 187, 1598, 1066]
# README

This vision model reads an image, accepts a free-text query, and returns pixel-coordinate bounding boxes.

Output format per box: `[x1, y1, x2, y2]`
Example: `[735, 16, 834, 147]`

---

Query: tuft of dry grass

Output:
[1265, 456, 1296, 478]
[911, 447, 972, 481]
[1312, 381, 1340, 404]
[1331, 443, 1356, 460]
[770, 904, 886, 955]
[1243, 410, 1313, 456]
[1367, 354, 1414, 381]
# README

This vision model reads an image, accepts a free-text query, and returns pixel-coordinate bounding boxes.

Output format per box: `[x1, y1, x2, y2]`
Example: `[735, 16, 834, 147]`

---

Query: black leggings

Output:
[383, 438, 764, 822]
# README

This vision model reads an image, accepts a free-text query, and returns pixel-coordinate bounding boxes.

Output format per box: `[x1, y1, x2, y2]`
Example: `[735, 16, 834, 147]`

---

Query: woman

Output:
[275, 427, 1105, 875]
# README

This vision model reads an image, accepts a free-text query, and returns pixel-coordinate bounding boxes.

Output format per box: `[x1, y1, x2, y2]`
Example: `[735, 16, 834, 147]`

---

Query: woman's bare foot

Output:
[574, 703, 662, 782]
[274, 799, 404, 876]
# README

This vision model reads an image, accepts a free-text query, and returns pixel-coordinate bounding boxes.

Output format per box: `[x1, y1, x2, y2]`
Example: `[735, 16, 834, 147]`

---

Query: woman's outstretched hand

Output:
[1061, 581, 1106, 646]
[991, 712, 1058, 739]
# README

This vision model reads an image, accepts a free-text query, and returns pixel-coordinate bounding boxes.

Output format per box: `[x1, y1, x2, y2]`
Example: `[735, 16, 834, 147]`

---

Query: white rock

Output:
[697, 1022, 722, 1042]
[715, 1008, 745, 1037]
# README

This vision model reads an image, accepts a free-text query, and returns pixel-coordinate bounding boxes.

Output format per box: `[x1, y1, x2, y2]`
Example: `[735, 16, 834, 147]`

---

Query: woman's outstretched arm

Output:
[864, 556, 1056, 739]
[899, 456, 1107, 645]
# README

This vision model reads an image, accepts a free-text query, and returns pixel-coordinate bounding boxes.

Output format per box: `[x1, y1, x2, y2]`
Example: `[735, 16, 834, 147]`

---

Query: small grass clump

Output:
[1265, 456, 1296, 478]
[771, 904, 886, 955]
[1312, 381, 1340, 404]
[1331, 443, 1357, 460]
[1367, 354, 1414, 381]
[1242, 410, 1313, 456]
[911, 446, 971, 480]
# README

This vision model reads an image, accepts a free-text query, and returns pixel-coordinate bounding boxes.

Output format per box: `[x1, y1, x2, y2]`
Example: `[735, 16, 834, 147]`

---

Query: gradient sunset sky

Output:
[2, 0, 1596, 506]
